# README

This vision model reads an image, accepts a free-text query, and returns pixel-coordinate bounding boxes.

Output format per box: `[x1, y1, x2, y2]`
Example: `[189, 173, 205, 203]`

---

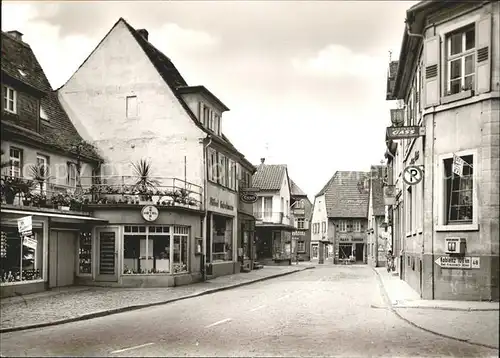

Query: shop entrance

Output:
[339, 244, 352, 260]
[95, 228, 118, 282]
[355, 243, 364, 262]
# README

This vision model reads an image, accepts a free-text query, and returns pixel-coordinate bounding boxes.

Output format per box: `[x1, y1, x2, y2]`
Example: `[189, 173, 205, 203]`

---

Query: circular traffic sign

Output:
[403, 165, 423, 185]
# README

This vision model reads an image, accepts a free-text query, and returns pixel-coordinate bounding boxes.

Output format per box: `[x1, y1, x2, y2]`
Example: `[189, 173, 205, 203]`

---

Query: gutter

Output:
[202, 135, 213, 281]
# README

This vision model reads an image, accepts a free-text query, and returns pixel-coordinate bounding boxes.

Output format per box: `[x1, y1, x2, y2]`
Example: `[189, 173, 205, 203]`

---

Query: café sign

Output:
[210, 197, 234, 211]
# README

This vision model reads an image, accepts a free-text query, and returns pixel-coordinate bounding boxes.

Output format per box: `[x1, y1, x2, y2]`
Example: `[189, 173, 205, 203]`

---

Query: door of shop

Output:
[95, 228, 119, 282]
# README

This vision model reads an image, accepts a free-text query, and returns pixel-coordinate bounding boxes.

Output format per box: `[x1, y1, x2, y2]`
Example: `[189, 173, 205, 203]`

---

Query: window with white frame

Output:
[209, 112, 215, 132]
[9, 147, 22, 177]
[296, 218, 305, 229]
[36, 154, 49, 193]
[67, 162, 78, 188]
[3, 85, 17, 114]
[126, 96, 138, 118]
[297, 240, 305, 253]
[214, 114, 220, 134]
[338, 220, 347, 232]
[208, 148, 217, 182]
[444, 154, 473, 224]
[353, 220, 361, 232]
[218, 153, 227, 187]
[322, 221, 326, 233]
[123, 225, 189, 274]
[202, 105, 210, 127]
[446, 25, 475, 95]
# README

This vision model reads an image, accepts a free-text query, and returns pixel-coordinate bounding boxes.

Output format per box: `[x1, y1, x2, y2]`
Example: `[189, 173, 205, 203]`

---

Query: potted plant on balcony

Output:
[29, 163, 52, 196]
[1, 176, 28, 205]
[131, 159, 160, 203]
[31, 192, 47, 208]
[51, 191, 71, 210]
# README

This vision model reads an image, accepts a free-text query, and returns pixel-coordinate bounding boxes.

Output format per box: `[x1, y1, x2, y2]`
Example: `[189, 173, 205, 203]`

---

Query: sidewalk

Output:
[0, 264, 313, 333]
[373, 267, 499, 349]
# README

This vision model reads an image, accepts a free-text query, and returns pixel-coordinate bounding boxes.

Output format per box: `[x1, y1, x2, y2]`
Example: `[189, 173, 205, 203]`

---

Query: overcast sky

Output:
[2, 1, 416, 200]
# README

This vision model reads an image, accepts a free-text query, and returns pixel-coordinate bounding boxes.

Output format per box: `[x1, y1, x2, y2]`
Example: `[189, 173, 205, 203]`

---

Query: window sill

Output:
[440, 90, 473, 105]
[435, 223, 479, 232]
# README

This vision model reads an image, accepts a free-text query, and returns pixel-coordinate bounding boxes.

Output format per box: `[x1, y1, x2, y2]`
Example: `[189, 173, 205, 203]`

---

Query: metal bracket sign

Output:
[402, 165, 423, 185]
[435, 256, 480, 269]
[386, 126, 426, 140]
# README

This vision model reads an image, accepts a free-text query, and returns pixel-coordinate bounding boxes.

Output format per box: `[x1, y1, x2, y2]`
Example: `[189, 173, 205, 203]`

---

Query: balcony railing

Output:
[254, 211, 291, 225]
[1, 175, 203, 212]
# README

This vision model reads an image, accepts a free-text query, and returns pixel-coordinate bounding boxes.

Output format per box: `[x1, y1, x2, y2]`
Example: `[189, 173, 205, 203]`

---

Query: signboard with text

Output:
[386, 126, 426, 140]
[17, 216, 32, 237]
[435, 256, 480, 269]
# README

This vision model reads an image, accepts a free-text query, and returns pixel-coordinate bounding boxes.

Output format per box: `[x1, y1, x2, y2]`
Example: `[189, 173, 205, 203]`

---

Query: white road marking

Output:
[205, 318, 232, 328]
[110, 343, 155, 354]
[249, 304, 267, 312]
[277, 294, 290, 301]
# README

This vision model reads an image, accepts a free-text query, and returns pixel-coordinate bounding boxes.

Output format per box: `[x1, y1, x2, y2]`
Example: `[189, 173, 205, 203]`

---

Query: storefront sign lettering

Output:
[209, 197, 234, 211]
[292, 231, 305, 236]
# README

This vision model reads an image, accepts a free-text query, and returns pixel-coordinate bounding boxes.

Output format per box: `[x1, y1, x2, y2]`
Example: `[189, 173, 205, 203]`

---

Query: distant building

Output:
[311, 171, 370, 264]
[385, 0, 499, 300]
[367, 165, 389, 268]
[252, 159, 295, 265]
[289, 179, 312, 262]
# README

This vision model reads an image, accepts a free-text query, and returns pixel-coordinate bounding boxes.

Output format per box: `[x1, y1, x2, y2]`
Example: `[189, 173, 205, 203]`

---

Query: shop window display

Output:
[123, 225, 188, 274]
[1, 227, 43, 284]
[78, 231, 92, 274]
[212, 215, 233, 262]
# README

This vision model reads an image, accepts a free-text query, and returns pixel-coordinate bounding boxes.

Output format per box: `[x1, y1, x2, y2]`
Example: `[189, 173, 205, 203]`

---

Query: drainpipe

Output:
[405, 20, 425, 40]
[202, 135, 213, 281]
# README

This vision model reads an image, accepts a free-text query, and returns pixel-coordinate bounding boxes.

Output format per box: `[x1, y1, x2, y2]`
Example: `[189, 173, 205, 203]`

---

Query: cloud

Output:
[150, 23, 219, 54]
[291, 44, 387, 78]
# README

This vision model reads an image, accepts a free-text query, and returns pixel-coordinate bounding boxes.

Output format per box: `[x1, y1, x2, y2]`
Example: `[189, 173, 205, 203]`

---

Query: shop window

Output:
[273, 231, 291, 260]
[297, 240, 305, 253]
[1, 226, 43, 284]
[212, 215, 233, 262]
[78, 231, 92, 275]
[311, 244, 318, 259]
[122, 225, 189, 274]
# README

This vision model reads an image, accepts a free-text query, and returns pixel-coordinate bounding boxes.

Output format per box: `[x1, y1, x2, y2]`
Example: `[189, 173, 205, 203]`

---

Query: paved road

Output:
[0, 266, 497, 357]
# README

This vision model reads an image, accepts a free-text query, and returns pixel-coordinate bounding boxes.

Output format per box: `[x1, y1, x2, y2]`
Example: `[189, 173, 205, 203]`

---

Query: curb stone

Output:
[0, 266, 314, 334]
[372, 267, 498, 351]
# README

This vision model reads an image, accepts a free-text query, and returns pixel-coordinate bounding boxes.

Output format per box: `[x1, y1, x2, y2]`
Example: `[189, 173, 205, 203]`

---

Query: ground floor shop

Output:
[0, 208, 104, 298]
[310, 241, 331, 262]
[74, 206, 204, 287]
[238, 213, 255, 271]
[292, 230, 310, 261]
[334, 237, 367, 264]
[255, 225, 294, 266]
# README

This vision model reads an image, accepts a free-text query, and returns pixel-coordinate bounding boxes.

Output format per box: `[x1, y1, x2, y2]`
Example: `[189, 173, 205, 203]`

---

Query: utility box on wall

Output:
[445, 237, 466, 255]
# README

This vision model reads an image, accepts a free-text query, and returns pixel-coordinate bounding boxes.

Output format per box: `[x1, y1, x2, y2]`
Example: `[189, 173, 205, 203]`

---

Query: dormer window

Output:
[40, 106, 48, 120]
[18, 69, 27, 77]
[3, 85, 17, 114]
[202, 105, 210, 126]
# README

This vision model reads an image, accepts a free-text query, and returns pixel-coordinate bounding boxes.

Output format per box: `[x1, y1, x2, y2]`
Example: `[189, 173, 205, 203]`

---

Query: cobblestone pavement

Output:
[0, 265, 498, 357]
[374, 267, 499, 349]
[0, 265, 307, 331]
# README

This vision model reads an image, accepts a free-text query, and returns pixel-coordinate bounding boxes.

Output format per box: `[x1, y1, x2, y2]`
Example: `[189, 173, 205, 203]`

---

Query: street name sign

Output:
[435, 256, 480, 269]
[386, 126, 426, 140]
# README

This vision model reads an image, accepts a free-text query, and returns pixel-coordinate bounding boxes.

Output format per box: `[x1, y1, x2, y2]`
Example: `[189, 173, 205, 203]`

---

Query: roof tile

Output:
[253, 164, 286, 191]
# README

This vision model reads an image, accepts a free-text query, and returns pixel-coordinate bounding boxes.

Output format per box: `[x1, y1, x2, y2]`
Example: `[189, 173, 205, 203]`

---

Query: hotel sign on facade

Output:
[207, 182, 237, 215]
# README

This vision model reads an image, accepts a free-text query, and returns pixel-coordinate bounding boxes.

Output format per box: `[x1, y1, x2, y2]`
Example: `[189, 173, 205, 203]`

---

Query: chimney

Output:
[260, 158, 265, 164]
[7, 30, 23, 42]
[137, 29, 149, 41]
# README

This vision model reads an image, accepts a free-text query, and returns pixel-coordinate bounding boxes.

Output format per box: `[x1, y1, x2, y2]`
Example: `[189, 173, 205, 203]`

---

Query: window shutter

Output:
[423, 36, 440, 108]
[475, 14, 492, 94]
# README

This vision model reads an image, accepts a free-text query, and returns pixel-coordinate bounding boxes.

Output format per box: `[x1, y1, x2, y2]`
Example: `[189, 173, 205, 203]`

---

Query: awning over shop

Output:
[1, 208, 107, 223]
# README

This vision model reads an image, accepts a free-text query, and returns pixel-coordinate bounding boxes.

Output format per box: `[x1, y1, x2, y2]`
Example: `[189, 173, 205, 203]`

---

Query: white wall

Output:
[311, 195, 328, 242]
[58, 20, 206, 188]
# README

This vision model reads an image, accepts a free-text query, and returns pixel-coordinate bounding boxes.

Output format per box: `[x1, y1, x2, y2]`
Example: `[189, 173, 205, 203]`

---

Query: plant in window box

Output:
[188, 198, 197, 206]
[69, 193, 85, 211]
[30, 192, 47, 207]
[51, 191, 71, 210]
